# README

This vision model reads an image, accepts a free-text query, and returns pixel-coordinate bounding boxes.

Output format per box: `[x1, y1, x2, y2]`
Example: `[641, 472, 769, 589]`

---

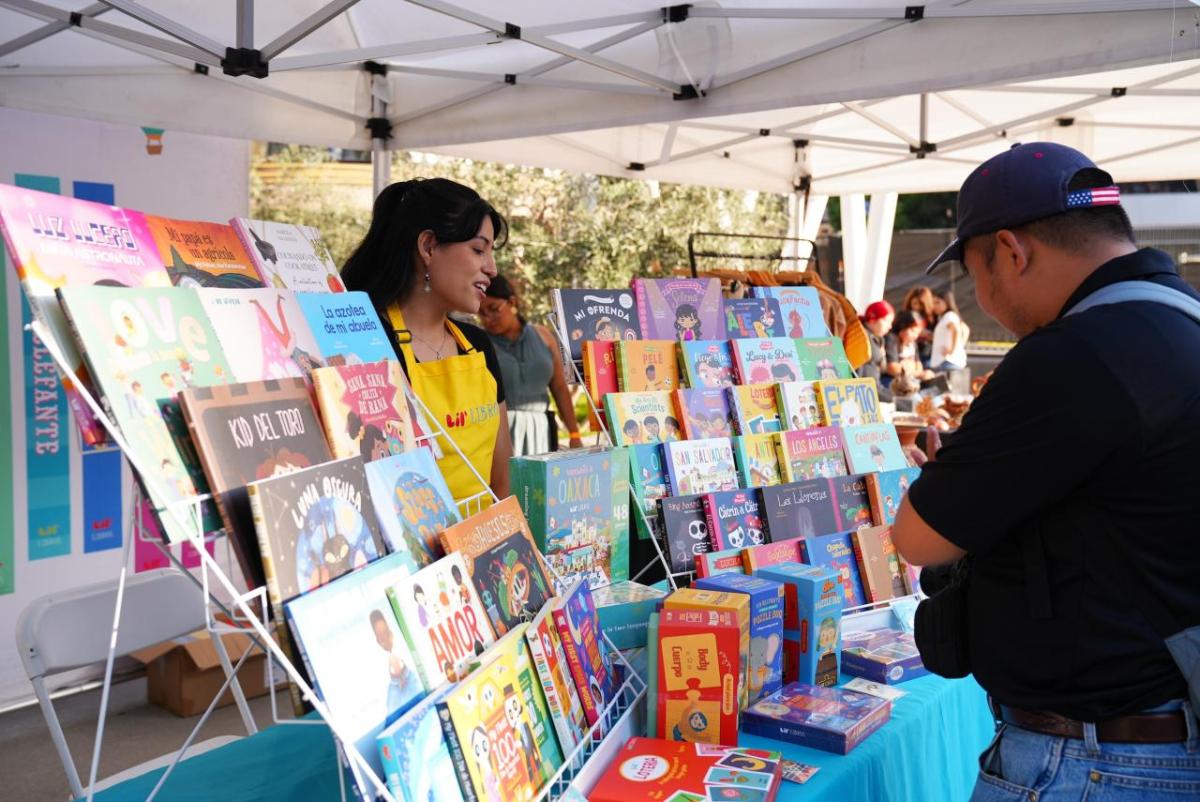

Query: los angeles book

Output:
[603, 391, 679, 446]
[731, 338, 802, 386]
[731, 433, 782, 488]
[728, 384, 782, 435]
[364, 448, 459, 572]
[840, 424, 908, 474]
[199, 288, 324, 382]
[632, 277, 723, 342]
[551, 288, 640, 365]
[551, 578, 617, 726]
[297, 291, 397, 365]
[615, 340, 680, 393]
[724, 297, 785, 339]
[775, 380, 822, 431]
[143, 214, 263, 288]
[774, 428, 848, 483]
[312, 359, 417, 461]
[701, 489, 767, 551]
[674, 387, 735, 440]
[814, 378, 883, 427]
[230, 217, 346, 293]
[679, 339, 735, 389]
[438, 495, 553, 637]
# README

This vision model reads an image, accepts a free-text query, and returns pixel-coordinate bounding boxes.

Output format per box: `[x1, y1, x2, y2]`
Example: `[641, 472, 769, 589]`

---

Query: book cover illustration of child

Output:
[680, 340, 735, 388]
[633, 278, 723, 342]
[724, 298, 784, 339]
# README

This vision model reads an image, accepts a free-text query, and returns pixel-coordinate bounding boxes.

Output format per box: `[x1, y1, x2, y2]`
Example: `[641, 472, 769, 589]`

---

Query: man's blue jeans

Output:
[970, 704, 1200, 800]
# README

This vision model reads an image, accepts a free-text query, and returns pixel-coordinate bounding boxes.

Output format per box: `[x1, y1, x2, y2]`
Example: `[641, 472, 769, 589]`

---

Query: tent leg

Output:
[840, 193, 868, 309]
[370, 68, 391, 197]
[863, 191, 898, 307]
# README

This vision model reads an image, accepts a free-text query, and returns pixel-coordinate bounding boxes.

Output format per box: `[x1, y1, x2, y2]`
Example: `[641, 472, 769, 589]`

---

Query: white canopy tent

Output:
[2, 1, 1198, 304]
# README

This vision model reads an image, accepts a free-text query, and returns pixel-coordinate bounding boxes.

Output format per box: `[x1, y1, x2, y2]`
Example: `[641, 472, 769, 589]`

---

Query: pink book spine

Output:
[552, 606, 600, 725]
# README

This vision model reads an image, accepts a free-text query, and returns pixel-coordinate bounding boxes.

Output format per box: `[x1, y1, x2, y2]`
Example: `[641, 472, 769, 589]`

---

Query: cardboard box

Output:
[755, 563, 842, 687]
[131, 629, 282, 717]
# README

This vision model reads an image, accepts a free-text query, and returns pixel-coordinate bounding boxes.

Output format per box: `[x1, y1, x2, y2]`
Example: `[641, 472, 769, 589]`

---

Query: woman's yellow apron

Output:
[388, 306, 500, 506]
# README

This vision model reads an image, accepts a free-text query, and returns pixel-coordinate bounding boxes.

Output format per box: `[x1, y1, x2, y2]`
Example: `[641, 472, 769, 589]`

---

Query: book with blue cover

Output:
[297, 290, 396, 365]
[742, 683, 892, 754]
[731, 337, 802, 386]
[866, 467, 921, 526]
[751, 286, 831, 338]
[674, 387, 735, 440]
[377, 685, 465, 802]
[840, 424, 908, 474]
[364, 448, 459, 573]
[802, 531, 868, 609]
[629, 443, 670, 541]
[724, 297, 784, 338]
[679, 339, 735, 388]
[830, 472, 874, 531]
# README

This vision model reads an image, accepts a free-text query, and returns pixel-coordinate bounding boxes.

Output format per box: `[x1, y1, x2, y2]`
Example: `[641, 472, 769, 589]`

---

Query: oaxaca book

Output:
[775, 428, 848, 483]
[775, 381, 822, 431]
[866, 467, 921, 526]
[840, 424, 908, 474]
[526, 601, 589, 753]
[731, 433, 782, 488]
[364, 448, 459, 572]
[664, 437, 738, 497]
[284, 551, 425, 801]
[1, 185, 169, 444]
[758, 479, 840, 542]
[657, 494, 712, 575]
[632, 277, 723, 342]
[814, 378, 882, 427]
[511, 447, 630, 589]
[180, 377, 332, 587]
[724, 297, 784, 339]
[199, 287, 324, 382]
[701, 489, 767, 551]
[143, 215, 262, 288]
[831, 473, 874, 531]
[58, 285, 230, 544]
[629, 443, 670, 542]
[731, 338, 802, 386]
[230, 217, 345, 293]
[850, 525, 909, 603]
[438, 495, 552, 637]
[587, 739, 783, 802]
[679, 339, 735, 389]
[674, 387, 735, 440]
[377, 685, 465, 802]
[801, 531, 867, 609]
[794, 338, 853, 381]
[752, 286, 830, 338]
[728, 384, 782, 435]
[247, 456, 385, 613]
[312, 359, 417, 460]
[603, 391, 679, 446]
[551, 579, 617, 726]
[297, 290, 396, 365]
[616, 340, 680, 393]
[551, 288, 640, 365]
[387, 551, 495, 687]
[742, 683, 891, 755]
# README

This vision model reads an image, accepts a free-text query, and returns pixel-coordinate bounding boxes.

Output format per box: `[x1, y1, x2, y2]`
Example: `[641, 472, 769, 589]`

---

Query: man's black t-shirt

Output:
[908, 248, 1200, 721]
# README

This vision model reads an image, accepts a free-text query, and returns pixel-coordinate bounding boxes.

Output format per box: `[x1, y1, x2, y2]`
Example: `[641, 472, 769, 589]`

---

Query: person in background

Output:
[479, 275, 583, 456]
[902, 285, 936, 366]
[930, 289, 970, 370]
[884, 309, 935, 394]
[342, 178, 513, 501]
[858, 300, 895, 401]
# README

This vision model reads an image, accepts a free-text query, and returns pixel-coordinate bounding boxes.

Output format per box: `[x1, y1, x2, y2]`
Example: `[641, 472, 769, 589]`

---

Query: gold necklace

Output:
[410, 325, 453, 360]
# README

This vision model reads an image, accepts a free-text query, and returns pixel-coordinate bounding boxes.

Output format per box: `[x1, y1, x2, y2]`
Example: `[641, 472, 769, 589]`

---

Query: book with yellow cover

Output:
[814, 378, 883, 427]
[728, 384, 782, 435]
[616, 340, 680, 392]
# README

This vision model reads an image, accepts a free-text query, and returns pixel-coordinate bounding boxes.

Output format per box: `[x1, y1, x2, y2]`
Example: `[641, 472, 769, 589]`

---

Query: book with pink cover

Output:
[312, 359, 417, 460]
[199, 288, 325, 382]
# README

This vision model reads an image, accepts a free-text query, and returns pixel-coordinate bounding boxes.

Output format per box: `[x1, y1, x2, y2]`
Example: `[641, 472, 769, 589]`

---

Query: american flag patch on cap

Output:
[1066, 186, 1121, 208]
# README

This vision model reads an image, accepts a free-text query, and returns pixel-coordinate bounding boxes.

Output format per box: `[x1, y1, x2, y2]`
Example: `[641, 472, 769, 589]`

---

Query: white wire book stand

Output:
[29, 312, 646, 802]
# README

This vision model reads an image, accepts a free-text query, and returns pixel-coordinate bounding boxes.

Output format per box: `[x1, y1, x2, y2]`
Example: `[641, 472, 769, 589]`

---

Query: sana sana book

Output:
[312, 359, 417, 460]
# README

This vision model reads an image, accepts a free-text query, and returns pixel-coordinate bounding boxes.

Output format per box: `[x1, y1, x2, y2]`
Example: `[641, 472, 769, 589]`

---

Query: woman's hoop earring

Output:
[423, 272, 432, 293]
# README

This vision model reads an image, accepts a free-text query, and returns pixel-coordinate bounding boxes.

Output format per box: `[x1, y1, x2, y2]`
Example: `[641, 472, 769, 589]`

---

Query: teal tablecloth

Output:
[740, 674, 995, 802]
[90, 675, 993, 802]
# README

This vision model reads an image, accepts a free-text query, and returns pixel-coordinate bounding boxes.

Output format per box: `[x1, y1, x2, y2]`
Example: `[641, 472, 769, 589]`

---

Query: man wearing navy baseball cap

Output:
[892, 142, 1200, 799]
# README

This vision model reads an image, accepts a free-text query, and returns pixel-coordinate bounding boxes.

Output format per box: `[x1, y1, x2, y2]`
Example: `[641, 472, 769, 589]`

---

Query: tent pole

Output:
[370, 68, 391, 197]
[863, 192, 898, 308]
[841, 194, 868, 309]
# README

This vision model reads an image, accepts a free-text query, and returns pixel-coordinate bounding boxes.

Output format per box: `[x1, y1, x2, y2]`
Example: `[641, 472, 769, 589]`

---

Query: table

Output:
[740, 674, 994, 802]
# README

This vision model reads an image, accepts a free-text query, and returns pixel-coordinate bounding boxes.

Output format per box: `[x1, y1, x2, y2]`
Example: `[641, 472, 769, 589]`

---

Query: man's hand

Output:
[905, 425, 942, 468]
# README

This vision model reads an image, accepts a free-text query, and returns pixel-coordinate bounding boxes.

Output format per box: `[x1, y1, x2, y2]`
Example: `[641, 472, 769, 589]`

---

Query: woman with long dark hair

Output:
[931, 289, 970, 370]
[343, 178, 513, 501]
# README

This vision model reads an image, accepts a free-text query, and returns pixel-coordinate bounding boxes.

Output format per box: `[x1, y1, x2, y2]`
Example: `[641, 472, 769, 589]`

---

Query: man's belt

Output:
[992, 700, 1189, 744]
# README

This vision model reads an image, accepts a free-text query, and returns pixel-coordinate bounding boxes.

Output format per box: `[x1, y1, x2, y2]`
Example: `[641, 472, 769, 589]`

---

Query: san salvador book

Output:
[664, 437, 738, 497]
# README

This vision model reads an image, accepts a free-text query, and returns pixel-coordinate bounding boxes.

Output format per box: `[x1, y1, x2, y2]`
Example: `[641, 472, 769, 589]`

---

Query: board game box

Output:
[840, 627, 928, 684]
[693, 573, 785, 703]
[592, 580, 669, 650]
[664, 589, 750, 710]
[587, 739, 782, 802]
[742, 683, 891, 755]
[654, 609, 743, 745]
[755, 563, 842, 686]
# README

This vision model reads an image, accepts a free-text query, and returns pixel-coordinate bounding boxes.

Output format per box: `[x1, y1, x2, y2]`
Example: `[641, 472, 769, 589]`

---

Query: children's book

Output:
[284, 552, 425, 802]
[551, 288, 640, 365]
[180, 377, 332, 587]
[794, 338, 853, 380]
[657, 494, 711, 575]
[758, 479, 841, 542]
[801, 531, 867, 609]
[740, 536, 806, 574]
[728, 384, 782, 435]
[664, 437, 738, 497]
[364, 448, 459, 571]
[775, 381, 822, 431]
[840, 424, 908, 474]
[674, 387, 735, 441]
[731, 338, 802, 386]
[653, 609, 743, 745]
[551, 579, 617, 725]
[582, 339, 619, 425]
[230, 217, 345, 292]
[678, 339, 735, 389]
[731, 434, 782, 489]
[725, 297, 785, 339]
[312, 359, 417, 460]
[701, 489, 767, 552]
[775, 428, 848, 483]
[755, 563, 842, 686]
[58, 285, 230, 544]
[438, 496, 553, 637]
[865, 467, 921, 526]
[387, 551, 495, 687]
[377, 685, 466, 802]
[143, 215, 263, 289]
[742, 683, 891, 755]
[603, 391, 679, 446]
[588, 739, 783, 802]
[0, 185, 170, 444]
[629, 443, 670, 542]
[616, 340, 680, 393]
[830, 473, 874, 531]
[248, 456, 385, 614]
[695, 548, 747, 579]
[752, 286, 830, 338]
[850, 526, 909, 603]
[632, 277, 723, 342]
[814, 378, 882, 427]
[511, 447, 629, 590]
[199, 287, 324, 382]
[297, 291, 397, 365]
[526, 602, 589, 752]
[487, 625, 566, 788]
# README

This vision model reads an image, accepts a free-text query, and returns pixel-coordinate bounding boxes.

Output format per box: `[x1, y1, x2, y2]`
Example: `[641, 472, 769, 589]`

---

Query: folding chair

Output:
[15, 568, 254, 799]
